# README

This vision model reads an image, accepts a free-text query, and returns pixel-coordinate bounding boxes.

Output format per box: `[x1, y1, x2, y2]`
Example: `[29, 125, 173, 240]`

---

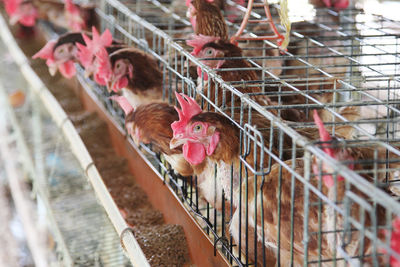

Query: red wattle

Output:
[183, 141, 206, 165]
[197, 66, 208, 81]
[59, 61, 76, 78]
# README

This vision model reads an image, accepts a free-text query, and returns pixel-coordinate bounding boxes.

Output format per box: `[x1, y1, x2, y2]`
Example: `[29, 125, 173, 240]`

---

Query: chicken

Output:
[168, 94, 281, 265]
[111, 95, 193, 177]
[308, 110, 389, 265]
[313, 109, 400, 195]
[32, 31, 86, 78]
[95, 46, 167, 108]
[76, 27, 126, 85]
[169, 93, 281, 210]
[188, 35, 359, 125]
[84, 44, 127, 86]
[168, 92, 237, 209]
[186, 0, 228, 39]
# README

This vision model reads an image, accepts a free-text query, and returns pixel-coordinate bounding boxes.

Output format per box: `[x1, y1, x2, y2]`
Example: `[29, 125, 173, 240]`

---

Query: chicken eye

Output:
[193, 124, 203, 133]
[116, 63, 120, 69]
[205, 49, 213, 56]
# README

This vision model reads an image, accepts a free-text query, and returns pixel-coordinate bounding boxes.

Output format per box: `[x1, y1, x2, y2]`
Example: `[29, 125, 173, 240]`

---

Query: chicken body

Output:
[125, 102, 194, 177]
[32, 31, 86, 78]
[231, 151, 389, 266]
[187, 0, 228, 39]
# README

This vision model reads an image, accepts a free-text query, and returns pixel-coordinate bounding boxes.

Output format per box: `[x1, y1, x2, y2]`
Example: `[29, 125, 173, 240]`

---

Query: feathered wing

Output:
[127, 103, 194, 176]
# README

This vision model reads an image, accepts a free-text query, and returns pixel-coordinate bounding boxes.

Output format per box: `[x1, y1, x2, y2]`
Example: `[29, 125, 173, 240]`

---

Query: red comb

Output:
[76, 42, 91, 67]
[171, 92, 202, 135]
[92, 27, 113, 48]
[32, 40, 56, 63]
[313, 110, 334, 157]
[186, 0, 190, 7]
[110, 95, 134, 115]
[186, 35, 220, 56]
[95, 46, 112, 82]
[77, 28, 112, 68]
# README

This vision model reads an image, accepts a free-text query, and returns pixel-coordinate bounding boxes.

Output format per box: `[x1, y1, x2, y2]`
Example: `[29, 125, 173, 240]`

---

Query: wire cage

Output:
[61, 0, 400, 266]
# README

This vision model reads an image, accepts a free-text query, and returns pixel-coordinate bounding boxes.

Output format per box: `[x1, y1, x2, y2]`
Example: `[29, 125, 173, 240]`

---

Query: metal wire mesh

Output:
[67, 0, 400, 266]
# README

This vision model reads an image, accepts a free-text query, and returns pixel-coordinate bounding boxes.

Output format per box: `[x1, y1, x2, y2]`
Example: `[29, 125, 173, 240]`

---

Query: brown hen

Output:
[112, 96, 193, 177]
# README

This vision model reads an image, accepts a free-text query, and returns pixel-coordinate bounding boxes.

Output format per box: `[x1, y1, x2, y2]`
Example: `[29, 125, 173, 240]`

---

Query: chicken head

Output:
[76, 27, 113, 85]
[186, 35, 226, 80]
[32, 39, 78, 78]
[312, 110, 354, 187]
[95, 47, 133, 92]
[170, 93, 219, 165]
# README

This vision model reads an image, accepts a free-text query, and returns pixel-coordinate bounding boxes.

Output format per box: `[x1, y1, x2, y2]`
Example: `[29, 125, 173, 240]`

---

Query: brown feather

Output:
[126, 103, 179, 155]
[126, 103, 193, 176]
[193, 0, 228, 40]
[109, 48, 163, 94]
[232, 156, 388, 266]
